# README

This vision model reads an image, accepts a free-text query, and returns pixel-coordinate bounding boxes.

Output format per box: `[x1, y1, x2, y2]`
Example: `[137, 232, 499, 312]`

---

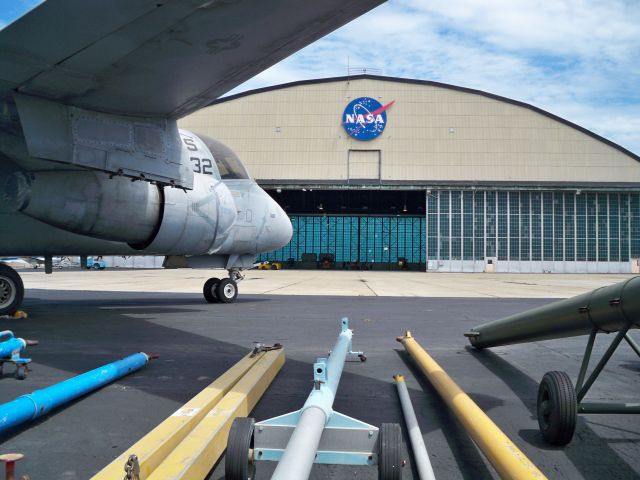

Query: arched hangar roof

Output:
[179, 75, 640, 188]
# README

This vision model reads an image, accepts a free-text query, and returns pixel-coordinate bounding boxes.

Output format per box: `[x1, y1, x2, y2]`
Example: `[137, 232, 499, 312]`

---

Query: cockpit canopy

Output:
[199, 135, 251, 180]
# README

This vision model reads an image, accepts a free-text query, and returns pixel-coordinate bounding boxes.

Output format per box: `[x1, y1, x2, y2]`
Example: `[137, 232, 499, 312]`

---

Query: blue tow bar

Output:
[0, 352, 155, 434]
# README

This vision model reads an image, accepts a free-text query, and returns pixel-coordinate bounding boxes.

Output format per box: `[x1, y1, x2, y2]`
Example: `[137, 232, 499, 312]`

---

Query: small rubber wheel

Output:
[92, 263, 101, 270]
[217, 278, 238, 303]
[0, 263, 24, 317]
[15, 366, 26, 380]
[537, 371, 577, 446]
[225, 417, 255, 480]
[270, 263, 278, 270]
[203, 277, 220, 303]
[379, 423, 402, 480]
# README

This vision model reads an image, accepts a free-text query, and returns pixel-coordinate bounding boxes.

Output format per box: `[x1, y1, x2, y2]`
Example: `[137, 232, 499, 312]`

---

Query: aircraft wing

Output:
[0, 0, 385, 119]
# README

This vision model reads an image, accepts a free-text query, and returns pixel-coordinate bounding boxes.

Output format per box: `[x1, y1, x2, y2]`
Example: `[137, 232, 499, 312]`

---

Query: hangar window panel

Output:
[587, 193, 597, 261]
[531, 193, 542, 261]
[439, 192, 450, 260]
[620, 194, 630, 261]
[319, 216, 331, 260]
[451, 191, 462, 260]
[609, 194, 620, 262]
[597, 194, 609, 261]
[427, 194, 437, 214]
[564, 193, 575, 262]
[497, 192, 508, 260]
[427, 215, 438, 259]
[486, 191, 496, 258]
[520, 192, 530, 261]
[553, 192, 564, 261]
[474, 192, 484, 260]
[420, 217, 426, 264]
[397, 220, 407, 261]
[632, 194, 640, 258]
[463, 192, 474, 260]
[576, 194, 587, 261]
[509, 192, 520, 261]
[543, 192, 554, 261]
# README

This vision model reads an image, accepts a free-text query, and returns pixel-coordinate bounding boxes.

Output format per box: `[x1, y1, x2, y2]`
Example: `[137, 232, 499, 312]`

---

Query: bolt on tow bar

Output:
[226, 318, 403, 480]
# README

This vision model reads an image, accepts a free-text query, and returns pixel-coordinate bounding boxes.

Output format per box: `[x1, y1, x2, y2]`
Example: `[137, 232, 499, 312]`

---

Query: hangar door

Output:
[348, 150, 380, 182]
[257, 215, 426, 269]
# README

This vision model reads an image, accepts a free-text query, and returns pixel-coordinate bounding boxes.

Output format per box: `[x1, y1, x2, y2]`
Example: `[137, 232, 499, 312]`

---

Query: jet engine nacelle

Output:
[1, 169, 233, 256]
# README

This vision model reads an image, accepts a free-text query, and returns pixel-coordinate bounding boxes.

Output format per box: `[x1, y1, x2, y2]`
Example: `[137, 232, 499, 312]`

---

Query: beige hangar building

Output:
[179, 75, 640, 273]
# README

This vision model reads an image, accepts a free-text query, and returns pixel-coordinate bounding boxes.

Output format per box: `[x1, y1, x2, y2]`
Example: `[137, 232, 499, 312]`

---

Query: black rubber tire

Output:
[15, 365, 26, 380]
[92, 263, 101, 270]
[537, 371, 577, 446]
[0, 264, 24, 317]
[379, 423, 402, 480]
[217, 278, 238, 303]
[225, 417, 255, 480]
[270, 263, 278, 270]
[203, 277, 220, 303]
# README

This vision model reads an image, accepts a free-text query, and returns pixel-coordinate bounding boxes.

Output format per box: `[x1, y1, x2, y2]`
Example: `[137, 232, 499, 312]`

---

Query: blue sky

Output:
[2, 0, 639, 154]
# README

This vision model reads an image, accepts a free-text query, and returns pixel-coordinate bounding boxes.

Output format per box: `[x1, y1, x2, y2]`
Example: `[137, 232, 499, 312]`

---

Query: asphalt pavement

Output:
[0, 288, 639, 479]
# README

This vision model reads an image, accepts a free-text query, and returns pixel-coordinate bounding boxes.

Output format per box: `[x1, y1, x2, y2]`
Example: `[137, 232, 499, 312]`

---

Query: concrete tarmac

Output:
[19, 268, 632, 298]
[0, 271, 638, 479]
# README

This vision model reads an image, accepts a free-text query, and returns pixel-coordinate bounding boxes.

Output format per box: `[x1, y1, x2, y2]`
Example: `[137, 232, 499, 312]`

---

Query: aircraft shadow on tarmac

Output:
[0, 290, 406, 479]
[468, 347, 640, 480]
[3, 289, 638, 479]
[0, 290, 521, 479]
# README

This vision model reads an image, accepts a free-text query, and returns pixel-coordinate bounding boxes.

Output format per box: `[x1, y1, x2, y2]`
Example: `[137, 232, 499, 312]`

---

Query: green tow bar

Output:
[465, 276, 640, 445]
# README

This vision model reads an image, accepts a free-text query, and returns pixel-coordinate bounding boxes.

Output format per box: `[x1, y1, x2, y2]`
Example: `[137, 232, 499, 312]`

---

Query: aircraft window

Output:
[198, 135, 250, 180]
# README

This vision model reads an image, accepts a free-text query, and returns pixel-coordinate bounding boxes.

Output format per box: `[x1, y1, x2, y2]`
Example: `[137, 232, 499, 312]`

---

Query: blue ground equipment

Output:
[0, 330, 37, 380]
[0, 352, 156, 434]
[85, 257, 107, 270]
[225, 318, 403, 480]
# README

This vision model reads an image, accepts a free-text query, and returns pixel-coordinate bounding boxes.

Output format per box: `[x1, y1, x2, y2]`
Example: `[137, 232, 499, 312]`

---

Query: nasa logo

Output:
[342, 97, 395, 141]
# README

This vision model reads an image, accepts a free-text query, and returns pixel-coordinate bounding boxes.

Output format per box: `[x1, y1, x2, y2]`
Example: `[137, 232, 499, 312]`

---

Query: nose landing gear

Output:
[0, 264, 23, 317]
[202, 269, 244, 304]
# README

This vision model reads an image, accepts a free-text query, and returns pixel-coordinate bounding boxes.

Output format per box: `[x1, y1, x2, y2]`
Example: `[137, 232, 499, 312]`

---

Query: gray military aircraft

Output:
[0, 0, 385, 316]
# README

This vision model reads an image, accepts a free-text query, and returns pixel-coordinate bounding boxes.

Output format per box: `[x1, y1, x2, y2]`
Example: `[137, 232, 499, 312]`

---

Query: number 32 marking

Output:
[190, 157, 213, 175]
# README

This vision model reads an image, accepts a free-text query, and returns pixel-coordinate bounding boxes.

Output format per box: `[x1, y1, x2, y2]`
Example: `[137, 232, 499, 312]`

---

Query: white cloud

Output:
[228, 0, 640, 155]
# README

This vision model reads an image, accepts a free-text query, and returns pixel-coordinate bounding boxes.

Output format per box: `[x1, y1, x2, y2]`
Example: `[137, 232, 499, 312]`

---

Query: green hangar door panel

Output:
[258, 216, 426, 270]
[348, 150, 380, 182]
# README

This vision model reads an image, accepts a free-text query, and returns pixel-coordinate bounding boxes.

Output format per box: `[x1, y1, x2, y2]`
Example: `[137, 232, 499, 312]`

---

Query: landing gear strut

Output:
[202, 269, 244, 304]
[0, 264, 24, 317]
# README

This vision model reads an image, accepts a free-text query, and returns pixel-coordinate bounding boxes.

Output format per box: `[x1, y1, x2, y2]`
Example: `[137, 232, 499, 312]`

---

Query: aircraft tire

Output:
[537, 370, 577, 446]
[225, 417, 255, 480]
[203, 277, 220, 303]
[216, 278, 238, 303]
[0, 264, 24, 317]
[378, 422, 402, 480]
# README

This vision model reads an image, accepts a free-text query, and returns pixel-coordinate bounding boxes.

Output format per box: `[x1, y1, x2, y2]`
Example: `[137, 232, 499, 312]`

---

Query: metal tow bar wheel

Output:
[203, 277, 220, 303]
[217, 278, 238, 303]
[0, 264, 23, 316]
[379, 423, 402, 480]
[226, 417, 256, 480]
[537, 371, 577, 446]
[15, 365, 27, 380]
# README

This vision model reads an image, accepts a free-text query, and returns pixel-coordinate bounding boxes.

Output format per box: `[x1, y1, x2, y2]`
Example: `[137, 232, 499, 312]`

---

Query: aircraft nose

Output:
[275, 206, 293, 246]
[270, 204, 293, 249]
[257, 198, 292, 253]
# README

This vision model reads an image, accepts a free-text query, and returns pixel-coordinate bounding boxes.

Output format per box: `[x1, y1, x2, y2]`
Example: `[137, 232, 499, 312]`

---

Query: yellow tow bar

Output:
[397, 331, 547, 480]
[92, 347, 284, 480]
